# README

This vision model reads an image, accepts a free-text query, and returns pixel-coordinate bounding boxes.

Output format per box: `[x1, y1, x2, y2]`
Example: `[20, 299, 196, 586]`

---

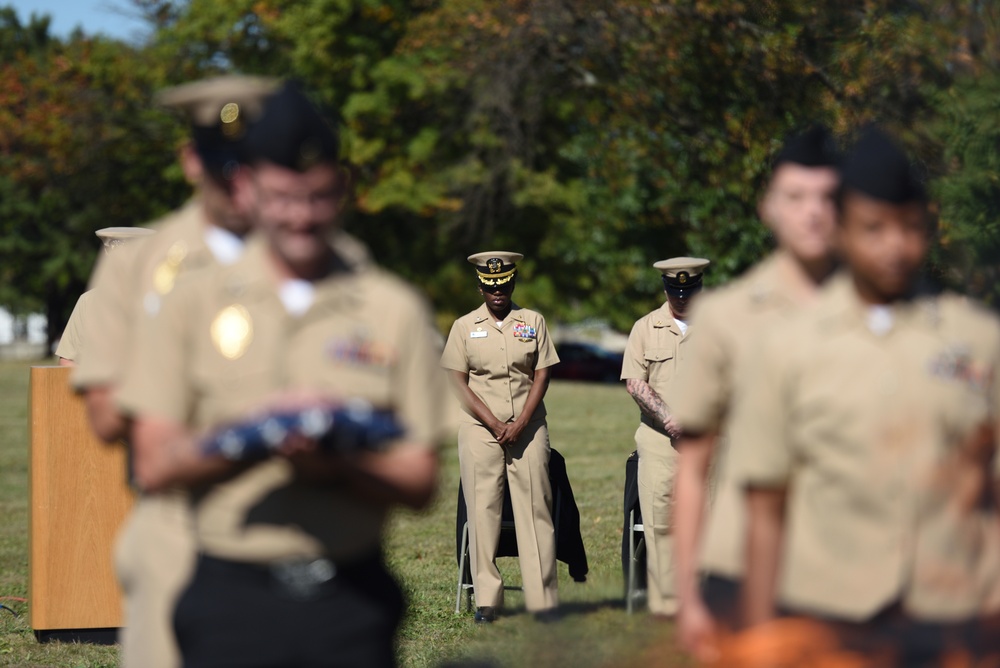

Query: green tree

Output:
[0, 7, 186, 346]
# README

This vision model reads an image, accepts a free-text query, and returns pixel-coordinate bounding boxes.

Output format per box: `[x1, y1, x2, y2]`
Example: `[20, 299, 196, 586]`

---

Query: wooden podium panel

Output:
[28, 366, 134, 631]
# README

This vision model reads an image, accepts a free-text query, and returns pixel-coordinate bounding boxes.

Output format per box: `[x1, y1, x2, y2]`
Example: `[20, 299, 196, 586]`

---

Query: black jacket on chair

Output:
[621, 449, 646, 587]
[455, 448, 589, 582]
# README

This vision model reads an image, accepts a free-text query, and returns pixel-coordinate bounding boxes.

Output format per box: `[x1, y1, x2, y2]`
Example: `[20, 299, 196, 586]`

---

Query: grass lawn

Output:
[0, 359, 692, 667]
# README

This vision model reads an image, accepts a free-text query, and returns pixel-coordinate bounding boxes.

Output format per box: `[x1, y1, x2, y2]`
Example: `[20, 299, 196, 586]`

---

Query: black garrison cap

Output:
[840, 125, 926, 204]
[772, 124, 841, 170]
[242, 81, 340, 171]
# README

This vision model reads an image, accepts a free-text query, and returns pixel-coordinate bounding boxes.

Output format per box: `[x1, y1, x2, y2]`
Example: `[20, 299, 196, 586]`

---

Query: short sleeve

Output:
[393, 296, 448, 448]
[727, 328, 794, 489]
[672, 295, 732, 434]
[117, 281, 194, 425]
[533, 315, 559, 370]
[619, 318, 648, 381]
[440, 319, 469, 373]
[56, 291, 89, 363]
[71, 242, 143, 390]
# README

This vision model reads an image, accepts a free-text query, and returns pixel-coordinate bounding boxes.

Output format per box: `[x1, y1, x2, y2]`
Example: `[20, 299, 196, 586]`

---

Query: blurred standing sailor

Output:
[735, 126, 1000, 664]
[120, 81, 443, 667]
[70, 75, 279, 668]
[670, 126, 840, 658]
[621, 257, 709, 617]
[441, 252, 561, 623]
[55, 227, 155, 366]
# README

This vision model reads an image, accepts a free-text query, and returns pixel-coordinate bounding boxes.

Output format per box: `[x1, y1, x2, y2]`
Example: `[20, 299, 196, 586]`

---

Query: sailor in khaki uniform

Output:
[55, 227, 155, 366]
[441, 252, 561, 623]
[669, 126, 840, 658]
[735, 126, 1000, 664]
[69, 76, 278, 668]
[120, 81, 443, 668]
[621, 257, 709, 617]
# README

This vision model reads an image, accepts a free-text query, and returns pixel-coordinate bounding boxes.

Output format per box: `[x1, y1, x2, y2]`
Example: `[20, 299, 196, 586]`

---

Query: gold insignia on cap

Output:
[153, 241, 189, 296]
[210, 304, 254, 360]
[678, 271, 689, 284]
[487, 258, 503, 274]
[220, 102, 240, 124]
[220, 102, 246, 139]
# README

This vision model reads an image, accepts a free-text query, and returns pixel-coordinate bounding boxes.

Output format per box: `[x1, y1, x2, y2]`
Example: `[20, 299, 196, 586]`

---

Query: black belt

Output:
[198, 552, 380, 601]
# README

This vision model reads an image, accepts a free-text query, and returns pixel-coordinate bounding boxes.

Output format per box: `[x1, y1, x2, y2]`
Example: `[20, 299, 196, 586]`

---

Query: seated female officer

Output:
[440, 252, 561, 623]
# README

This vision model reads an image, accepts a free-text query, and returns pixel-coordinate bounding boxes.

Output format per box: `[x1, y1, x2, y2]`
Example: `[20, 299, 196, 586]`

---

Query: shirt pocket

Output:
[643, 347, 675, 383]
[512, 334, 538, 371]
[466, 333, 492, 375]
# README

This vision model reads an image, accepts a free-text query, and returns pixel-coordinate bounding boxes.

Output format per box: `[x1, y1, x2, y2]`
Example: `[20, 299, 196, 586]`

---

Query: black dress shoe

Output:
[474, 606, 496, 624]
[533, 608, 561, 623]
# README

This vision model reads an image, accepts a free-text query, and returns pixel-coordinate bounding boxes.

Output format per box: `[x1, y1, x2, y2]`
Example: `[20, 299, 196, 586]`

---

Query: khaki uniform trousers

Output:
[635, 422, 679, 616]
[458, 419, 559, 612]
[114, 493, 196, 668]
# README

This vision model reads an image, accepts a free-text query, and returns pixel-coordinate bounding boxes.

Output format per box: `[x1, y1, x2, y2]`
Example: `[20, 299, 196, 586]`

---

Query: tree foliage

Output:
[1, 0, 999, 344]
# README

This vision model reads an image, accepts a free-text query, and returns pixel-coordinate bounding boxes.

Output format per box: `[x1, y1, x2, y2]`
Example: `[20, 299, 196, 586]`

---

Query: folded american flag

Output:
[202, 401, 404, 460]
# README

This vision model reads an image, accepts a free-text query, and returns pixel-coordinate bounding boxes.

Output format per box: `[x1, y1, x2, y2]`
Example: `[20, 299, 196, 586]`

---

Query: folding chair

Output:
[621, 449, 647, 613]
[455, 482, 518, 614]
[455, 469, 565, 614]
[626, 507, 646, 613]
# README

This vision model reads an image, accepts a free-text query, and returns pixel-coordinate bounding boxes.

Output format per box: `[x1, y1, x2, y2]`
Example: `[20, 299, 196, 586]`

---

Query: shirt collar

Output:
[473, 302, 526, 325]
[816, 271, 941, 335]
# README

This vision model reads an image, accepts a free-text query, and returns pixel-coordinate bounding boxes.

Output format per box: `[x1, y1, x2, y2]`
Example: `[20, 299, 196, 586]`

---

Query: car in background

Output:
[551, 342, 624, 383]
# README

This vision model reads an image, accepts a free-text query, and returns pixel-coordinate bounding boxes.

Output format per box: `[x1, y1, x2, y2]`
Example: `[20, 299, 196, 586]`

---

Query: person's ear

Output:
[179, 143, 203, 186]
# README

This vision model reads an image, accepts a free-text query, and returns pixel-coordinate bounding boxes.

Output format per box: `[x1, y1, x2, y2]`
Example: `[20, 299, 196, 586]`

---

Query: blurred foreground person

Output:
[671, 126, 840, 656]
[441, 252, 561, 623]
[621, 257, 709, 617]
[734, 126, 1000, 666]
[55, 227, 155, 366]
[70, 75, 278, 668]
[120, 82, 443, 667]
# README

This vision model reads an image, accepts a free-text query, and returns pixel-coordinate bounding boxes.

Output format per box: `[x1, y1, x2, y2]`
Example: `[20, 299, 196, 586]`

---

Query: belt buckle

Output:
[270, 558, 337, 601]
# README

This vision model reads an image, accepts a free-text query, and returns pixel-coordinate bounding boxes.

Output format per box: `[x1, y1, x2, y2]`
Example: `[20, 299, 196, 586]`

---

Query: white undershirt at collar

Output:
[866, 305, 894, 336]
[674, 318, 689, 337]
[280, 279, 316, 317]
[203, 225, 244, 266]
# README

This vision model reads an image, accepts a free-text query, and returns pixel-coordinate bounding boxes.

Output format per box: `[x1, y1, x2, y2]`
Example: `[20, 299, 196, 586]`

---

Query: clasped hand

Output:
[491, 418, 527, 446]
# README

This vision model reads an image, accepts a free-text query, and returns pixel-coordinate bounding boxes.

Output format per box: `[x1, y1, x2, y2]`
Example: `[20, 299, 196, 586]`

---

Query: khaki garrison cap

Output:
[468, 251, 523, 287]
[653, 256, 710, 298]
[95, 226, 156, 252]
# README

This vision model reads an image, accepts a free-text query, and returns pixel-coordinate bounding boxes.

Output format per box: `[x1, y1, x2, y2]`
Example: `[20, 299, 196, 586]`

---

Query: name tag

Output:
[470, 330, 488, 338]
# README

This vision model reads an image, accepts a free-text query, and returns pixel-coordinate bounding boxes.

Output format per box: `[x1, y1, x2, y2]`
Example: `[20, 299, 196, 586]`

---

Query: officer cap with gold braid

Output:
[468, 251, 523, 288]
[155, 75, 279, 180]
[654, 256, 710, 298]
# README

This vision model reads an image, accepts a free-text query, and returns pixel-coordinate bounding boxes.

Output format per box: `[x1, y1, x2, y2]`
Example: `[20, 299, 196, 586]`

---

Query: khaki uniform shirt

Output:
[71, 201, 214, 391]
[119, 236, 443, 563]
[730, 274, 1000, 621]
[440, 303, 559, 424]
[620, 301, 688, 430]
[55, 290, 94, 363]
[671, 253, 803, 578]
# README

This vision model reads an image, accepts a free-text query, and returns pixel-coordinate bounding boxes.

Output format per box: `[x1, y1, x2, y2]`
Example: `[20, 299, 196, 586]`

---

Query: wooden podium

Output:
[28, 366, 134, 643]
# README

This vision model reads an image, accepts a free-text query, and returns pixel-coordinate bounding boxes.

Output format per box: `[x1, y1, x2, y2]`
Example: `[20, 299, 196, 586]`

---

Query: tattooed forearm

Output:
[625, 378, 670, 426]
